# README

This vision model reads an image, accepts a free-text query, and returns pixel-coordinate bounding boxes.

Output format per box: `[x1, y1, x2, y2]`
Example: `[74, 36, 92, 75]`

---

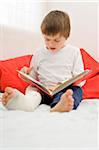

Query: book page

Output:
[17, 70, 52, 96]
[52, 69, 92, 95]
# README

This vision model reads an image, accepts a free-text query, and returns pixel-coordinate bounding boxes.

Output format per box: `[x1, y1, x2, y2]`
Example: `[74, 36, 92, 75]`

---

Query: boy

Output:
[2, 10, 84, 112]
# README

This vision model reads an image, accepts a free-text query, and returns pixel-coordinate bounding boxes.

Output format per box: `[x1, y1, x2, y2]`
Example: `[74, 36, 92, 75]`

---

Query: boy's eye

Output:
[46, 39, 50, 41]
[45, 38, 60, 42]
[55, 40, 60, 42]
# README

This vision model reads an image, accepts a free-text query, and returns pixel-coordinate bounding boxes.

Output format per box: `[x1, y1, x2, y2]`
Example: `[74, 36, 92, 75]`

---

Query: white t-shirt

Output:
[30, 44, 84, 88]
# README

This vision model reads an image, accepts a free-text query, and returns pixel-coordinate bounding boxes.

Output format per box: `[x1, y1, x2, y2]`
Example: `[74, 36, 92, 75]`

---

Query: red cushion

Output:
[0, 49, 99, 99]
[0, 55, 32, 93]
[80, 49, 99, 99]
[82, 74, 99, 99]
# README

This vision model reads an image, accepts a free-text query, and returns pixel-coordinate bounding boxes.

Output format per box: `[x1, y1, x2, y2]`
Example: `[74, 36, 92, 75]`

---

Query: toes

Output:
[2, 88, 14, 105]
[5, 87, 13, 94]
[2, 92, 8, 101]
[2, 95, 7, 105]
[7, 92, 14, 100]
[3, 91, 9, 97]
[65, 89, 73, 96]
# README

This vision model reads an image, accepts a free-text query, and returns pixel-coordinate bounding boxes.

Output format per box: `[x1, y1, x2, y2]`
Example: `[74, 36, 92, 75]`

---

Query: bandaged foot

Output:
[2, 87, 42, 111]
[50, 89, 74, 112]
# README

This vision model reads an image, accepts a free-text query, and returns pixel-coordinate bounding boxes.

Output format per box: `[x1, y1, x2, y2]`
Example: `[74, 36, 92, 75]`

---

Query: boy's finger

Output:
[27, 67, 33, 74]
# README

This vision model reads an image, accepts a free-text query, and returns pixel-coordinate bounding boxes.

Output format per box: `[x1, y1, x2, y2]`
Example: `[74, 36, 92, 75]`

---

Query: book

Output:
[17, 69, 92, 97]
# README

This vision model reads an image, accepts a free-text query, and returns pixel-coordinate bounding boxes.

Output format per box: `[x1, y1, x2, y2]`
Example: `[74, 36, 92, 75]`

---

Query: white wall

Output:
[0, 0, 47, 33]
[0, 25, 43, 59]
[0, 1, 47, 59]
[0, 1, 98, 62]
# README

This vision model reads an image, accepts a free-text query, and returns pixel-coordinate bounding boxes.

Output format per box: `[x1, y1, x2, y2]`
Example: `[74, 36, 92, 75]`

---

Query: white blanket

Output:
[0, 95, 98, 149]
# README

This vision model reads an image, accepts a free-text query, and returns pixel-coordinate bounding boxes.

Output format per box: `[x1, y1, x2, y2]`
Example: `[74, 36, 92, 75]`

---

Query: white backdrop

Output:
[0, 1, 98, 61]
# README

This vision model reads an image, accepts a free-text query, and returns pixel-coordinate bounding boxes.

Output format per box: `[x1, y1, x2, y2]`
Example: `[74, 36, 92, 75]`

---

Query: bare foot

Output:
[50, 89, 74, 112]
[2, 87, 15, 106]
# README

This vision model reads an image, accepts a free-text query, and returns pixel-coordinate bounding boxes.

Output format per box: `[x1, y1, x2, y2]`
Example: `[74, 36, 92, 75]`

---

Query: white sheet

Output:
[0, 93, 98, 149]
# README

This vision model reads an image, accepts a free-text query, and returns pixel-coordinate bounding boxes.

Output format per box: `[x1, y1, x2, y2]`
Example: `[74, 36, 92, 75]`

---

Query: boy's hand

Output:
[20, 66, 33, 75]
[18, 66, 33, 81]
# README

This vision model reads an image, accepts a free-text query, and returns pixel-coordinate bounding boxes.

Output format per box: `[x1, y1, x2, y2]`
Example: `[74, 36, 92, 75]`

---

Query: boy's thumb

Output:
[27, 67, 33, 74]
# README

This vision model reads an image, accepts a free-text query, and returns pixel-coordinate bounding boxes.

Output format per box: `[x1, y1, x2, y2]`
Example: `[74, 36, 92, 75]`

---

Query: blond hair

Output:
[41, 10, 71, 39]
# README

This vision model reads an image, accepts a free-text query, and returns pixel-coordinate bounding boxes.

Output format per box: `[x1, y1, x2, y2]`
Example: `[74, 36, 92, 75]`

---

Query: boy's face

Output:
[43, 34, 66, 52]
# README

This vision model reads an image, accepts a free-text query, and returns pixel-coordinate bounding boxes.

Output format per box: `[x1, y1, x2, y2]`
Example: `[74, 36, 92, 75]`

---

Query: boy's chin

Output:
[50, 49, 59, 52]
[49, 48, 59, 52]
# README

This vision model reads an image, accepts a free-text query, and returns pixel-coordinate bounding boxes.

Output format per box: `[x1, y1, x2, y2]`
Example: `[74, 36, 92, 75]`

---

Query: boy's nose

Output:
[49, 41, 56, 47]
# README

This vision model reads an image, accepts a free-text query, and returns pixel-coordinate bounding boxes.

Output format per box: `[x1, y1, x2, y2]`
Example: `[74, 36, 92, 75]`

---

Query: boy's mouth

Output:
[46, 47, 57, 51]
[49, 47, 56, 50]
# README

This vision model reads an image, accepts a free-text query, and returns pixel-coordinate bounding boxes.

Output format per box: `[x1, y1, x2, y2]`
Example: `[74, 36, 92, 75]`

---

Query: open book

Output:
[17, 69, 92, 97]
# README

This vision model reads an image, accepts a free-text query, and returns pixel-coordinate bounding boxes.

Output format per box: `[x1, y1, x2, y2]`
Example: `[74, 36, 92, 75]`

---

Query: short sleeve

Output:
[72, 48, 84, 76]
[29, 50, 40, 79]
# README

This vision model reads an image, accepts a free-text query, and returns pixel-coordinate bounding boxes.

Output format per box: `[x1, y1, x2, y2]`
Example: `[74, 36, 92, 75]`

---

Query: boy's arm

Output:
[72, 48, 84, 75]
[72, 48, 86, 87]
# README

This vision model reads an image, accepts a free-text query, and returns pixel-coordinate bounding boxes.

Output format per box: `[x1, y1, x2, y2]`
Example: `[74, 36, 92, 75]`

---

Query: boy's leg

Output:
[50, 86, 83, 112]
[25, 85, 42, 110]
[2, 86, 42, 111]
[70, 86, 83, 109]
